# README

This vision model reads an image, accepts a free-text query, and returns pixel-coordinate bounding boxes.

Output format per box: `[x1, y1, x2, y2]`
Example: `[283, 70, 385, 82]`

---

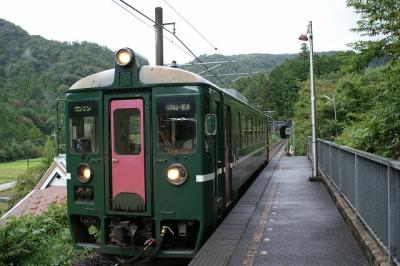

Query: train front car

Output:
[66, 48, 221, 259]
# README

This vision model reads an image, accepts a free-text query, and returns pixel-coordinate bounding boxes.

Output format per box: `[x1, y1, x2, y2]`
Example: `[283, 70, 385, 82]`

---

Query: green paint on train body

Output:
[65, 48, 269, 258]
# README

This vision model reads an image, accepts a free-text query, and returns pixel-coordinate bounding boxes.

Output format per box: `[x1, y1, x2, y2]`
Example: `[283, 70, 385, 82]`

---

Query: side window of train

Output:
[249, 117, 253, 146]
[238, 112, 241, 150]
[242, 114, 247, 149]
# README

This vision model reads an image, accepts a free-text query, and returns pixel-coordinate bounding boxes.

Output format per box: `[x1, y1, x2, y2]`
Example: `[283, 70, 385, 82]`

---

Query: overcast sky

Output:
[0, 0, 361, 65]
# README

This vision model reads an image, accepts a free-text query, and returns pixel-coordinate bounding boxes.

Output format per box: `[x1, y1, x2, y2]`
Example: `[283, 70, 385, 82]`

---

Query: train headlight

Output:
[76, 164, 93, 183]
[115, 48, 133, 66]
[166, 164, 187, 186]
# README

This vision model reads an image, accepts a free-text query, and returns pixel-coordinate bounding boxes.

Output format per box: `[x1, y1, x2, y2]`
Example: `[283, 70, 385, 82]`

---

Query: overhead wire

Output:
[112, 0, 193, 58]
[116, 0, 230, 88]
[160, 0, 241, 85]
[161, 2, 240, 85]
[162, 0, 218, 51]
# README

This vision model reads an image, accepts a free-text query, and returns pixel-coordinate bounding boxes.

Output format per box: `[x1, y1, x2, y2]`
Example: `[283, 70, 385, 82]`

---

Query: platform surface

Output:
[190, 155, 368, 266]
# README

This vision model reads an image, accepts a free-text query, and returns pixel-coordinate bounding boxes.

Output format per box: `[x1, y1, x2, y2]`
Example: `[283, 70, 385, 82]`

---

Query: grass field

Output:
[0, 158, 43, 184]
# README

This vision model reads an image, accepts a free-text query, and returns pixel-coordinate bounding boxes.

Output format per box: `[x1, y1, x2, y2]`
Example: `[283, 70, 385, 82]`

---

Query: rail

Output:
[308, 137, 400, 264]
[269, 139, 286, 159]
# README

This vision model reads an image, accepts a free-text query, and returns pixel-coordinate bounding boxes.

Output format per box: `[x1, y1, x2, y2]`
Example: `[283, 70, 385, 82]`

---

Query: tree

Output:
[42, 138, 55, 166]
[347, 0, 400, 67]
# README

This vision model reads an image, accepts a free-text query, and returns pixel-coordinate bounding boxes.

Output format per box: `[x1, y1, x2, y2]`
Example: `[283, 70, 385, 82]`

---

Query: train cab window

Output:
[69, 101, 98, 154]
[114, 108, 141, 155]
[157, 98, 196, 154]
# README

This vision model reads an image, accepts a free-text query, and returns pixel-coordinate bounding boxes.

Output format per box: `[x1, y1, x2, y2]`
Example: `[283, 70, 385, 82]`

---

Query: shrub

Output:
[0, 204, 88, 265]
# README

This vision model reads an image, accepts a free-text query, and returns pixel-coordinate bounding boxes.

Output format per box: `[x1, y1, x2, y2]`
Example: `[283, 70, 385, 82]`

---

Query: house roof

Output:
[1, 156, 67, 220]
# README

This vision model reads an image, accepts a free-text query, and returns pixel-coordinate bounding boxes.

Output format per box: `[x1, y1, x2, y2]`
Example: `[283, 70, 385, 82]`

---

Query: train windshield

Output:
[69, 101, 98, 154]
[157, 98, 196, 154]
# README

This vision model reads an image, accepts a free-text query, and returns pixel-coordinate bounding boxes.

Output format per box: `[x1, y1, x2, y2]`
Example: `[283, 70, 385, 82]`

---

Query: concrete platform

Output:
[190, 155, 368, 266]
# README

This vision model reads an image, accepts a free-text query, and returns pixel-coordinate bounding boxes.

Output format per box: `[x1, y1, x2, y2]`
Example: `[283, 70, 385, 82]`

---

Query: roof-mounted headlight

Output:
[115, 48, 134, 67]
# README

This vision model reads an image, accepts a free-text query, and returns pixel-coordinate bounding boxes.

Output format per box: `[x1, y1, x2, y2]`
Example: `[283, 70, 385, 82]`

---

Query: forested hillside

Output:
[0, 18, 297, 162]
[234, 0, 400, 160]
[0, 19, 114, 161]
[182, 53, 296, 85]
[231, 45, 350, 119]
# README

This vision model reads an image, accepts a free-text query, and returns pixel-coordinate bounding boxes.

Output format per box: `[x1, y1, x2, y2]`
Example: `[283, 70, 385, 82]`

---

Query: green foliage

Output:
[0, 18, 113, 161]
[232, 47, 351, 121]
[182, 53, 296, 87]
[42, 137, 55, 166]
[337, 64, 400, 158]
[269, 132, 279, 145]
[0, 204, 88, 265]
[347, 0, 400, 68]
[7, 163, 47, 209]
[293, 62, 400, 159]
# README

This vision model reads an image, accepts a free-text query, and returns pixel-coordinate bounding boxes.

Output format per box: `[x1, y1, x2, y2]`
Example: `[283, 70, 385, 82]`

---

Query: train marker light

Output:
[115, 48, 134, 66]
[166, 164, 188, 185]
[76, 164, 93, 183]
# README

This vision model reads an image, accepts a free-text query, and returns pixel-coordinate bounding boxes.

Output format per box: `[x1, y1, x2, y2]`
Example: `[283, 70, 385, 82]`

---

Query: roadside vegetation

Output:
[0, 204, 88, 265]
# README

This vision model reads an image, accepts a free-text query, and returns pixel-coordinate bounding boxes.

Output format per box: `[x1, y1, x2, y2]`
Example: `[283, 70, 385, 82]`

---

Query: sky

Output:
[0, 0, 361, 65]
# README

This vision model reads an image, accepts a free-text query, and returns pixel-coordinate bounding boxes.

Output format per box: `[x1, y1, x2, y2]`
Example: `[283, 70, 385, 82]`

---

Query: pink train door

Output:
[110, 99, 145, 212]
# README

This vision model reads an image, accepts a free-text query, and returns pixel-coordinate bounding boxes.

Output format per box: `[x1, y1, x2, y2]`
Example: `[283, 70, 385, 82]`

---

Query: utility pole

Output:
[155, 7, 163, 66]
[309, 21, 318, 180]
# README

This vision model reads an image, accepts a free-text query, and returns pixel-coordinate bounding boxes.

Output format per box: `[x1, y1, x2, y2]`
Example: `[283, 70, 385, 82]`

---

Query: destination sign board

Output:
[157, 98, 195, 113]
[69, 101, 98, 117]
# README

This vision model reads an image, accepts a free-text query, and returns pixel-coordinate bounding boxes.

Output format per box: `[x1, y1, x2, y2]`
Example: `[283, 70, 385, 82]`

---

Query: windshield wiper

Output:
[80, 139, 90, 159]
[158, 130, 178, 159]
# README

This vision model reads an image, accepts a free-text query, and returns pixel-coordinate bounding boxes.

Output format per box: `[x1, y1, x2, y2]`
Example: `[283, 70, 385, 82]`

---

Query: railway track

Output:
[268, 139, 286, 160]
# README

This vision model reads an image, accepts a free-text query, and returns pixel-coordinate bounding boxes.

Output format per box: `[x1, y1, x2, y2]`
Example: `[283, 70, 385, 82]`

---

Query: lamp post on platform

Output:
[299, 21, 319, 181]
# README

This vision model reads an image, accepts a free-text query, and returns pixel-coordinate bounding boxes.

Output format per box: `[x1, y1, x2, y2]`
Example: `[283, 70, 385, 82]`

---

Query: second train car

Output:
[66, 48, 269, 260]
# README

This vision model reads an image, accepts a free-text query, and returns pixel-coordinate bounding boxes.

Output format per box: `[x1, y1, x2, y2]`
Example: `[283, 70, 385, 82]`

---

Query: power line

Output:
[118, 0, 201, 63]
[202, 72, 260, 77]
[112, 0, 193, 58]
[162, 0, 218, 51]
[166, 60, 237, 67]
[117, 0, 230, 88]
[162, 0, 242, 86]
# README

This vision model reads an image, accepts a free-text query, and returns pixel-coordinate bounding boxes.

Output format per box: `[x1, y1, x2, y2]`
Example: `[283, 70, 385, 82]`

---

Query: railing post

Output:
[387, 165, 391, 263]
[329, 143, 332, 179]
[355, 154, 359, 214]
[339, 145, 342, 192]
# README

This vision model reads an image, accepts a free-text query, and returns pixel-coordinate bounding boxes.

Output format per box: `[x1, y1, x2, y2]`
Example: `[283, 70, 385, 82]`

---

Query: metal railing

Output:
[308, 137, 400, 264]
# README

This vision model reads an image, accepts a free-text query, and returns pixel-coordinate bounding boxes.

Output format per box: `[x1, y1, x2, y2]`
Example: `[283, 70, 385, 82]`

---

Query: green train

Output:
[66, 48, 269, 260]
